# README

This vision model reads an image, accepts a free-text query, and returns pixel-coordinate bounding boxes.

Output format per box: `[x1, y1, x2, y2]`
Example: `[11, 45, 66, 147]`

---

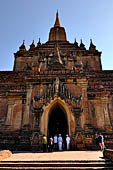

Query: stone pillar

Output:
[5, 98, 14, 127]
[72, 108, 82, 132]
[72, 107, 84, 150]
[23, 84, 33, 128]
[34, 112, 39, 130]
[101, 95, 112, 131]
[33, 108, 43, 132]
[77, 78, 89, 130]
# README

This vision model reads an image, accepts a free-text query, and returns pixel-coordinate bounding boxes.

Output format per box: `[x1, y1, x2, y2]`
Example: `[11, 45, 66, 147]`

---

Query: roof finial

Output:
[54, 10, 61, 27]
[57, 9, 58, 15]
[74, 38, 78, 47]
[89, 38, 96, 50]
[80, 39, 85, 49]
[23, 40, 25, 45]
[37, 38, 41, 46]
[19, 40, 26, 51]
[29, 40, 35, 50]
[90, 39, 92, 45]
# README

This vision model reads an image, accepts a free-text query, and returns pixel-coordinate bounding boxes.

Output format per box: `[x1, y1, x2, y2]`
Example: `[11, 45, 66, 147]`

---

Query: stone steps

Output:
[0, 160, 113, 170]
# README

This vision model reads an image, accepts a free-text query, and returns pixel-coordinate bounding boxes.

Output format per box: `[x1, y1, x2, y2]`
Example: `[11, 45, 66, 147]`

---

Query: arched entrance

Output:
[48, 105, 68, 139]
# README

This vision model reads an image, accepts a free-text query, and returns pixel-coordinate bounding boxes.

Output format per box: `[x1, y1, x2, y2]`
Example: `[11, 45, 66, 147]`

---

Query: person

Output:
[53, 134, 58, 151]
[66, 134, 70, 150]
[98, 133, 104, 151]
[58, 134, 63, 151]
[42, 134, 47, 152]
[49, 136, 54, 152]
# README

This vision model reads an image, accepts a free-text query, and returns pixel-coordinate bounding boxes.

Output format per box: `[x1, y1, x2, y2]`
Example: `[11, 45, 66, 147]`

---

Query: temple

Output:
[0, 12, 113, 151]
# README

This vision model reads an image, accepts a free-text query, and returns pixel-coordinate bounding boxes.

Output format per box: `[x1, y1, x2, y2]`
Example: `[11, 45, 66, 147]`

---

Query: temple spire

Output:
[48, 11, 67, 41]
[54, 11, 61, 27]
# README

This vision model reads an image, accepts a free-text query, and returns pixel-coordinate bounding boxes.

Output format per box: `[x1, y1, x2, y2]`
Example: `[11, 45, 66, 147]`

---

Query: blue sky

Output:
[0, 0, 113, 70]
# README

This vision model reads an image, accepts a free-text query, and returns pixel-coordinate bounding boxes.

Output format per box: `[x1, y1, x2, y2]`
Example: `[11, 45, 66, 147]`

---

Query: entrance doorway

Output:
[48, 105, 68, 139]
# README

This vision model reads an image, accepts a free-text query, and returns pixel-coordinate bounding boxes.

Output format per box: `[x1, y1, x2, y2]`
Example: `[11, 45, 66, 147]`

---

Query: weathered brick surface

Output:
[0, 98, 8, 118]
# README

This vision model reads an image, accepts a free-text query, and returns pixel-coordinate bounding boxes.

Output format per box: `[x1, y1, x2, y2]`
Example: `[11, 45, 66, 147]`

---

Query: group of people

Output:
[42, 132, 105, 152]
[42, 134, 70, 152]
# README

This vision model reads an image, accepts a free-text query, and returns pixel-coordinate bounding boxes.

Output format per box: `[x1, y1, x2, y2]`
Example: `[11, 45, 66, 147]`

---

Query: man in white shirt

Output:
[66, 134, 70, 150]
[58, 134, 63, 151]
[53, 134, 58, 151]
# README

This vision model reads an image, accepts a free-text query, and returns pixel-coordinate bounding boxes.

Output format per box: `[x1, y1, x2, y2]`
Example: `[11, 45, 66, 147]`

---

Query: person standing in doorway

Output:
[58, 134, 63, 151]
[66, 134, 70, 150]
[42, 134, 47, 152]
[53, 134, 58, 151]
[49, 136, 54, 152]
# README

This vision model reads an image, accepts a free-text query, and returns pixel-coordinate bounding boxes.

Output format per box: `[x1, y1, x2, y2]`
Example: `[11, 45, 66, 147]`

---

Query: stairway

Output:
[0, 160, 113, 170]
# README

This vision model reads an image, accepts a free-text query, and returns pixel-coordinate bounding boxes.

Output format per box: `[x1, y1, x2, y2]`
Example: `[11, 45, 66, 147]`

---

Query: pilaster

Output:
[5, 96, 22, 130]
[101, 95, 112, 131]
[23, 84, 33, 128]
[5, 99, 14, 126]
[77, 78, 89, 130]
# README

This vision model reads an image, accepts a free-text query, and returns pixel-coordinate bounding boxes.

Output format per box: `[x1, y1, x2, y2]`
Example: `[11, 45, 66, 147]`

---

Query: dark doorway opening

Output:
[48, 106, 68, 139]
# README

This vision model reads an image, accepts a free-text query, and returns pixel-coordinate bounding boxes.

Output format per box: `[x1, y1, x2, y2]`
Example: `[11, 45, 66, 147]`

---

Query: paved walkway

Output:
[3, 151, 104, 161]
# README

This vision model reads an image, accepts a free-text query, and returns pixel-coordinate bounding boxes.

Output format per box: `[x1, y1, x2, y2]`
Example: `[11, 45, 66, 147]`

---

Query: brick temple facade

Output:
[0, 12, 113, 151]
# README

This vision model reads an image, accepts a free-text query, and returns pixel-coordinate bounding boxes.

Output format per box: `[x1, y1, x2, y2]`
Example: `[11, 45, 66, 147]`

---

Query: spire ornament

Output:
[54, 11, 61, 27]
[37, 38, 41, 46]
[89, 39, 96, 51]
[30, 40, 35, 50]
[19, 40, 26, 51]
[80, 39, 85, 49]
[74, 38, 78, 47]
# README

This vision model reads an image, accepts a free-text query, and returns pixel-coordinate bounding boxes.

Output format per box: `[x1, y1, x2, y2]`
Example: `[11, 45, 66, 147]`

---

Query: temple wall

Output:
[32, 85, 47, 98]
[77, 78, 89, 130]
[65, 83, 82, 96]
[2, 80, 112, 133]
[14, 56, 35, 71]
[109, 97, 113, 125]
[88, 101, 97, 128]
[94, 101, 105, 129]
[82, 55, 101, 70]
[5, 97, 22, 130]
[0, 97, 8, 119]
[14, 49, 102, 72]
[88, 95, 112, 131]
[12, 102, 22, 130]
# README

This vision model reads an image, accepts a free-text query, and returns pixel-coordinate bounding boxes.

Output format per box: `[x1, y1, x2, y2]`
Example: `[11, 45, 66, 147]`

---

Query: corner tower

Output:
[48, 11, 67, 41]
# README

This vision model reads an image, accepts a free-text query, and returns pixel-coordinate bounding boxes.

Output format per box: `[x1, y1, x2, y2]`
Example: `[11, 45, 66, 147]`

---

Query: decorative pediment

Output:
[32, 78, 82, 109]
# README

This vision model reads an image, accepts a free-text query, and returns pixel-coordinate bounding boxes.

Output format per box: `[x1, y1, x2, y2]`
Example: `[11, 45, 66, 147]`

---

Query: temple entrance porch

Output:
[48, 105, 68, 139]
[40, 98, 74, 138]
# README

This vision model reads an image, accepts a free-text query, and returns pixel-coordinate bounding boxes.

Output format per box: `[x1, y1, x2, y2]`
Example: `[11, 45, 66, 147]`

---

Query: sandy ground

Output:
[3, 151, 104, 161]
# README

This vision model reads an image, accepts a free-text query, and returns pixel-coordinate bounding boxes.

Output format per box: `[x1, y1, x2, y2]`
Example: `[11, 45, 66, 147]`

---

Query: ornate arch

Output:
[40, 97, 75, 136]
